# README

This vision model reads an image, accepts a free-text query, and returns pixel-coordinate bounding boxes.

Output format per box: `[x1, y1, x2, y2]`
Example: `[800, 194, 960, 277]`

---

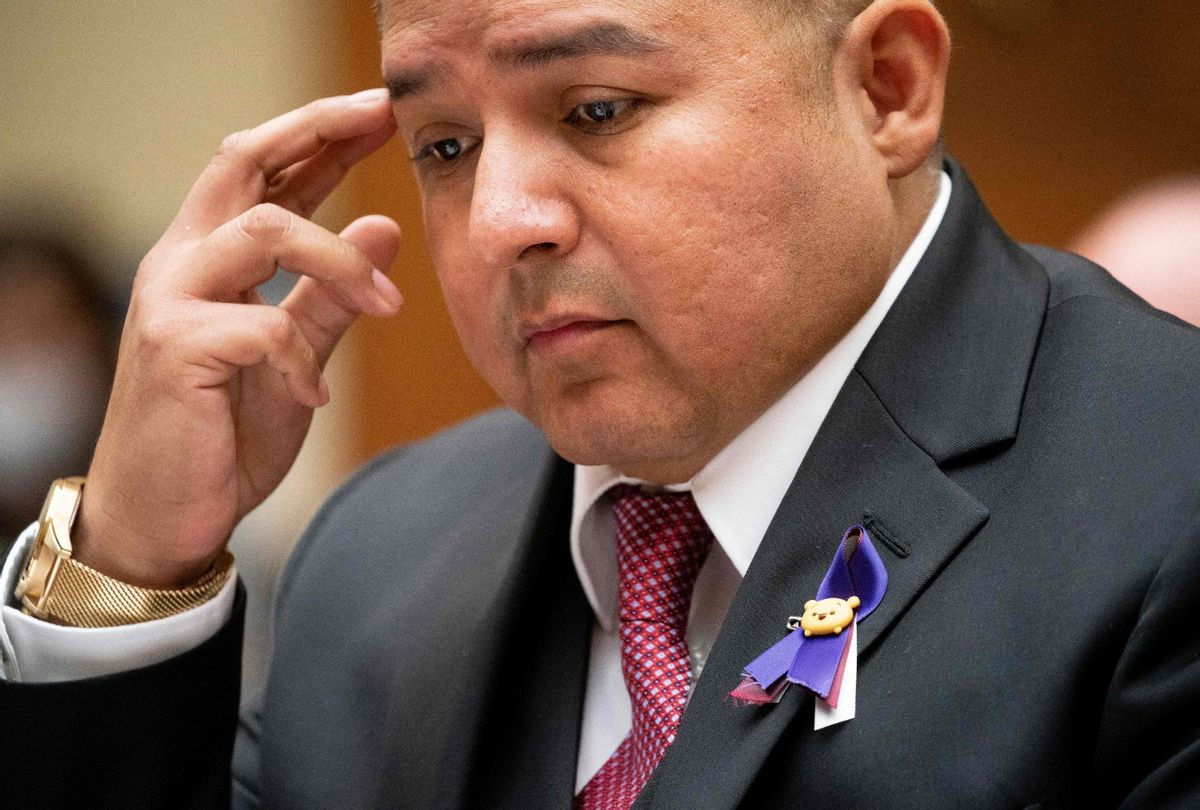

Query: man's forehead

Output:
[378, 0, 706, 99]
[377, 0, 692, 49]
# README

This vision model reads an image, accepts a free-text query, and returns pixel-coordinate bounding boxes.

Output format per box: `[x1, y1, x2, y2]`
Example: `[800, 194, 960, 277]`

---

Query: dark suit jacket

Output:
[2, 161, 1199, 809]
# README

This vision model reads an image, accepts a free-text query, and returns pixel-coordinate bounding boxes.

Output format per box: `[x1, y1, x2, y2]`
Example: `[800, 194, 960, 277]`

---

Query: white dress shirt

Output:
[1, 173, 952, 793]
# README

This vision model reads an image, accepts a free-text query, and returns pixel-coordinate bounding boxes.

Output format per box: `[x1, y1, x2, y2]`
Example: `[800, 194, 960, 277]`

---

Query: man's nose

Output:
[466, 133, 580, 269]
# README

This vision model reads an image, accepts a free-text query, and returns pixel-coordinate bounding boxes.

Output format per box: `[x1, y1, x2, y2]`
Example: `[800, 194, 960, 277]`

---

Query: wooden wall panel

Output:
[939, 0, 1200, 246]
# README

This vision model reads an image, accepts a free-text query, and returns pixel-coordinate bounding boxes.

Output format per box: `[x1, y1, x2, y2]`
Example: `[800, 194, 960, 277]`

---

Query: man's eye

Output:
[564, 98, 639, 131]
[414, 137, 476, 164]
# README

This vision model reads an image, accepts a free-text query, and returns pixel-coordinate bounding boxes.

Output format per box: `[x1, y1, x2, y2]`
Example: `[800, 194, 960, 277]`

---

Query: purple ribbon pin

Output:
[731, 525, 888, 706]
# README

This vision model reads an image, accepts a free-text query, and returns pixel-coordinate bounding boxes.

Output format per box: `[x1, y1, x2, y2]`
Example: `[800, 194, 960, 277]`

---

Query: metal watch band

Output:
[31, 551, 235, 628]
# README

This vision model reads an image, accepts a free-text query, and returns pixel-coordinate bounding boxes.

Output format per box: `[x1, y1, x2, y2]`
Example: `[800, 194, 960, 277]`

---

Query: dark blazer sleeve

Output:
[0, 584, 246, 810]
[1092, 514, 1200, 807]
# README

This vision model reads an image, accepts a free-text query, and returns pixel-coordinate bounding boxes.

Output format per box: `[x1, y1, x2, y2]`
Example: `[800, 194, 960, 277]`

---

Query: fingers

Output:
[282, 215, 403, 365]
[174, 89, 394, 234]
[173, 303, 328, 408]
[341, 215, 404, 277]
[127, 93, 404, 413]
[267, 121, 397, 219]
[180, 203, 402, 318]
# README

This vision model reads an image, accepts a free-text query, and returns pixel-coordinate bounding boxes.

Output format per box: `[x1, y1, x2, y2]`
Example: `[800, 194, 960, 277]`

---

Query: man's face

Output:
[382, 0, 894, 482]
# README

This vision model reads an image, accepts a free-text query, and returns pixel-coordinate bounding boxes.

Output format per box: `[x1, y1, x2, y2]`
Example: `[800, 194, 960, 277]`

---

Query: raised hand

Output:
[75, 89, 403, 588]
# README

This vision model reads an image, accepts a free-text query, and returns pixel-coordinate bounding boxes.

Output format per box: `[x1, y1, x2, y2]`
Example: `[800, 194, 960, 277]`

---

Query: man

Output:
[1, 0, 1198, 807]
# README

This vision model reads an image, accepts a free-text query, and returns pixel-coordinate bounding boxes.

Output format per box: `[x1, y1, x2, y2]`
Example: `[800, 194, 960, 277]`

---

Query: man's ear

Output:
[835, 0, 950, 178]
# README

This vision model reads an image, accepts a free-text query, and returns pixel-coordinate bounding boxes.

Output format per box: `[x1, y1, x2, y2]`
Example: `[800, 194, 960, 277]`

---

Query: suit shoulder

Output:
[1021, 243, 1199, 344]
[1023, 243, 1200, 364]
[1021, 244, 1140, 307]
[323, 407, 550, 509]
[1020, 246, 1200, 459]
[1022, 243, 1194, 328]
[275, 408, 556, 607]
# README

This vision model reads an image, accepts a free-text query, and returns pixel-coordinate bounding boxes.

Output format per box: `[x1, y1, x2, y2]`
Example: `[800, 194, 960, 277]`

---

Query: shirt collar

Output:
[570, 172, 953, 630]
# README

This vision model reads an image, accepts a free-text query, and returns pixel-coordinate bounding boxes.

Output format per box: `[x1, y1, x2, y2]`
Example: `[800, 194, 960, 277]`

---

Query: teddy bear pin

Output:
[788, 595, 862, 637]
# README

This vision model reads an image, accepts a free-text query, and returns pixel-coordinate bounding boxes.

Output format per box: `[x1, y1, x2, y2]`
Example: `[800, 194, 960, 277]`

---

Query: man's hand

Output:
[75, 89, 404, 588]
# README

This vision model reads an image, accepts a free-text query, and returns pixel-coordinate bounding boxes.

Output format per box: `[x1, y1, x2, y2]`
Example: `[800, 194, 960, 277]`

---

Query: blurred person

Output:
[1, 1, 1199, 808]
[0, 237, 116, 548]
[1072, 177, 1200, 326]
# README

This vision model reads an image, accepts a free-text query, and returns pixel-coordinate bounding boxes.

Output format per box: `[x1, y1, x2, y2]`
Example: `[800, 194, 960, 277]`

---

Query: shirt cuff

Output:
[0, 522, 237, 683]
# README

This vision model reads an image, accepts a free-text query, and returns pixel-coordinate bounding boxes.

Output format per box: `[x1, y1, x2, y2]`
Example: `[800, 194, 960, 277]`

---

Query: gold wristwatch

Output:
[15, 477, 234, 627]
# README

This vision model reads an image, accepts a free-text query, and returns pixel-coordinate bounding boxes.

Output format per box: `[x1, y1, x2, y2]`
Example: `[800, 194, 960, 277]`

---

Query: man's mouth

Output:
[519, 314, 624, 353]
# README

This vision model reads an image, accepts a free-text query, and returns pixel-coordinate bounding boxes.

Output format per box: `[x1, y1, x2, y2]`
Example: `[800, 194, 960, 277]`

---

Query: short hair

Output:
[750, 0, 873, 42]
[373, 1, 873, 42]
[784, 0, 874, 34]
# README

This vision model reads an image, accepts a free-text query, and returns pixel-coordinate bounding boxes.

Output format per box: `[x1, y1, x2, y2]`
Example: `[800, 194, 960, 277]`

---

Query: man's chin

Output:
[530, 401, 713, 483]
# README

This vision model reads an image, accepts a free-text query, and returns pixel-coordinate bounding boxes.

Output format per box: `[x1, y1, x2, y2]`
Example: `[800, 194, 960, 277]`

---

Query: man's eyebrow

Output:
[384, 22, 668, 100]
[492, 22, 669, 69]
[385, 66, 442, 102]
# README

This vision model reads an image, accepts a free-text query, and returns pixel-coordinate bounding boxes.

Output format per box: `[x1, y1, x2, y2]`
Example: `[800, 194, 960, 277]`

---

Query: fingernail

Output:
[372, 268, 404, 311]
[346, 88, 389, 104]
[317, 374, 330, 406]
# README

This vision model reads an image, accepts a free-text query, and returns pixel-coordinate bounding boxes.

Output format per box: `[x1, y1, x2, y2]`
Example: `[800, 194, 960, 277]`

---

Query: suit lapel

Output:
[463, 457, 594, 809]
[638, 372, 989, 809]
[639, 161, 1049, 809]
[370, 454, 590, 810]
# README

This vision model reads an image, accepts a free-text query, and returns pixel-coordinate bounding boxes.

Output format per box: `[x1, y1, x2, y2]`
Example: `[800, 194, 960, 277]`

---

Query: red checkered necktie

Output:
[576, 485, 715, 810]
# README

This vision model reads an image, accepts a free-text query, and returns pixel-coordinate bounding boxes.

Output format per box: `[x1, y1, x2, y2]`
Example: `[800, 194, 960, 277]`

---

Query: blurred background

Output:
[1, 0, 1197, 694]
